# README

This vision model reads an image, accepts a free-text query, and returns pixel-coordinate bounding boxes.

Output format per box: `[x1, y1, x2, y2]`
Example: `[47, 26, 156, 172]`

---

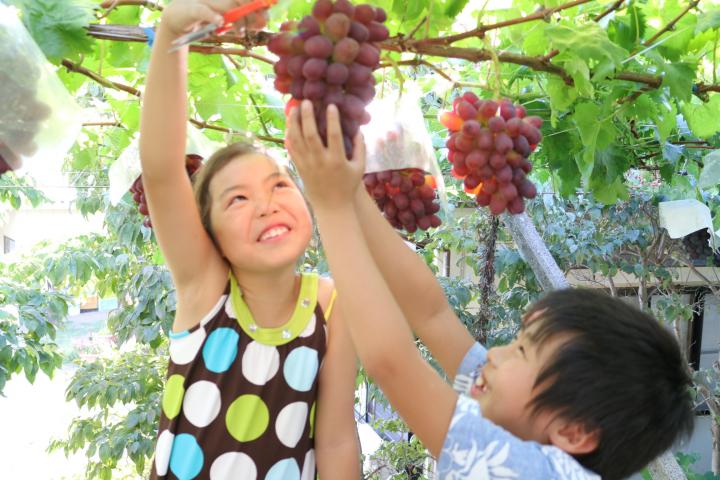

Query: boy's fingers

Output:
[325, 104, 344, 159]
[300, 101, 325, 153]
[351, 132, 367, 174]
[286, 108, 308, 161]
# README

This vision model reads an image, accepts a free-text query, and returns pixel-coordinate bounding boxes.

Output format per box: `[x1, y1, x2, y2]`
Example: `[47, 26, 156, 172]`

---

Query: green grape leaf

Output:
[656, 101, 677, 142]
[660, 62, 696, 103]
[572, 102, 616, 182]
[681, 95, 720, 139]
[699, 150, 720, 190]
[445, 0, 470, 17]
[696, 8, 720, 33]
[545, 23, 628, 70]
[11, 0, 96, 63]
[547, 77, 577, 112]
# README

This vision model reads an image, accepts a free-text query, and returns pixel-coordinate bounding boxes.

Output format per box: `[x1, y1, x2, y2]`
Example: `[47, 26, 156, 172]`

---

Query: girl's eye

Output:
[230, 195, 247, 205]
[273, 181, 290, 189]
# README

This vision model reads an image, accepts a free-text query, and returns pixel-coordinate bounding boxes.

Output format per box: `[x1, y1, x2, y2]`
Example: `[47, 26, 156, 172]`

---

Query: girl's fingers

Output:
[325, 104, 344, 159]
[190, 3, 225, 25]
[300, 100, 325, 153]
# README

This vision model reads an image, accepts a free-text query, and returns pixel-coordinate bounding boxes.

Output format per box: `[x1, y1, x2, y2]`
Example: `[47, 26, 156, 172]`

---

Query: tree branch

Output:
[594, 0, 625, 22]
[99, 0, 162, 9]
[420, 0, 595, 46]
[190, 45, 274, 64]
[643, 0, 700, 47]
[84, 24, 720, 98]
[61, 58, 142, 96]
[62, 58, 283, 145]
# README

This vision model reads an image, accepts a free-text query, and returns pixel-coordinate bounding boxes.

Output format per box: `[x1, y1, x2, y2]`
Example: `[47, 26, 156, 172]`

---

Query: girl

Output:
[139, 1, 359, 478]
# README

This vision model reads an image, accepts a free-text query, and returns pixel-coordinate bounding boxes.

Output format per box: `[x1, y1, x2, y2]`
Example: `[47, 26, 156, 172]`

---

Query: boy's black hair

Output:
[524, 288, 695, 480]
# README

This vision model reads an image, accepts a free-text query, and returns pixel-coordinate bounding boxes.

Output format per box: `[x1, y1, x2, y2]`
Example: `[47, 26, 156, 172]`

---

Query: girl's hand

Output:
[286, 100, 366, 212]
[161, 0, 268, 38]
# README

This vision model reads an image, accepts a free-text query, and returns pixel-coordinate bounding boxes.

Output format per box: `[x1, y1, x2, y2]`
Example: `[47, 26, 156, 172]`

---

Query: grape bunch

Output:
[682, 228, 720, 265]
[130, 154, 203, 228]
[0, 28, 52, 177]
[363, 169, 441, 233]
[440, 92, 543, 216]
[269, 0, 388, 157]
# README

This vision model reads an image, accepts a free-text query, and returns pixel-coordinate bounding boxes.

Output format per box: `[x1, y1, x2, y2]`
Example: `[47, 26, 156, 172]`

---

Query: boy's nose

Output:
[486, 344, 507, 365]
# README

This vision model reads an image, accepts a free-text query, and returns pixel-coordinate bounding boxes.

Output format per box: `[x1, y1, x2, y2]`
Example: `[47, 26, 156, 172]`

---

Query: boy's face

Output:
[470, 312, 569, 444]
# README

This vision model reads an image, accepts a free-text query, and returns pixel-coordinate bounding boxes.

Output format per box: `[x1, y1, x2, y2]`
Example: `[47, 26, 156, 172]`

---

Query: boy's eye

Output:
[230, 195, 247, 204]
[273, 181, 290, 189]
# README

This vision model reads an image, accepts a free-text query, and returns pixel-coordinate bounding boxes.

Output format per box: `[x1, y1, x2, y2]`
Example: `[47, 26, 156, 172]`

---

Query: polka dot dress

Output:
[151, 272, 328, 480]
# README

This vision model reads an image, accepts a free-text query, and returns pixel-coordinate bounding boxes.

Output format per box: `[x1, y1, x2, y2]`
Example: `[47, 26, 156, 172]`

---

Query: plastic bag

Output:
[361, 90, 447, 232]
[0, 5, 81, 176]
[108, 125, 224, 205]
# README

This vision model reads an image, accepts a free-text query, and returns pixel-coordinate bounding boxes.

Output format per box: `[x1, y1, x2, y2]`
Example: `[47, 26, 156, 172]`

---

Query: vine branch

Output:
[421, 0, 595, 46]
[61, 58, 283, 145]
[642, 0, 700, 47]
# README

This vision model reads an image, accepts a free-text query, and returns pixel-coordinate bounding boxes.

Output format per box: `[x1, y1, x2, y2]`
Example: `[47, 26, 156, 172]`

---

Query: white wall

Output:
[0, 193, 104, 259]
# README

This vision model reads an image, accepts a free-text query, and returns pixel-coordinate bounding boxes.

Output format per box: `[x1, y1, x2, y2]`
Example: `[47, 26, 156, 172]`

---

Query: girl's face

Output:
[207, 154, 313, 273]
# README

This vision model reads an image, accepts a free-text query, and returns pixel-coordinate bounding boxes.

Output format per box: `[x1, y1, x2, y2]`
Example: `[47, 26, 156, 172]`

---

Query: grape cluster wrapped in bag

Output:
[683, 228, 720, 266]
[0, 27, 51, 176]
[364, 169, 441, 233]
[131, 154, 203, 228]
[269, 0, 388, 157]
[440, 92, 543, 215]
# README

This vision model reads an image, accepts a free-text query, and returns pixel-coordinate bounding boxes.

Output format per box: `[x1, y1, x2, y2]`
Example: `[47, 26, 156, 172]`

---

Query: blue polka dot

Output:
[203, 327, 239, 373]
[283, 346, 319, 392]
[265, 458, 300, 480]
[169, 433, 204, 480]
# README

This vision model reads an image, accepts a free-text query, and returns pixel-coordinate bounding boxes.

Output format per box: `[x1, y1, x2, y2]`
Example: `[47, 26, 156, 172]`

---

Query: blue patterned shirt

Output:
[437, 343, 601, 480]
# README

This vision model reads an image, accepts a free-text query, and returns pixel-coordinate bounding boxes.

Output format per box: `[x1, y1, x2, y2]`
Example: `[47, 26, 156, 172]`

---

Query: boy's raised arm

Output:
[287, 101, 459, 457]
[354, 186, 475, 379]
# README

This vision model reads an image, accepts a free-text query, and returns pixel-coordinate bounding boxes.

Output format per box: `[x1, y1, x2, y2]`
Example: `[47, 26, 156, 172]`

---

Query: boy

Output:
[286, 100, 695, 479]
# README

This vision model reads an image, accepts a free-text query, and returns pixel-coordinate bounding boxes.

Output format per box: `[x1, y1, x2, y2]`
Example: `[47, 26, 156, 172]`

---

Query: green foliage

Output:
[0, 172, 48, 209]
[48, 347, 165, 480]
[7, 0, 96, 62]
[3, 0, 719, 476]
[0, 279, 66, 394]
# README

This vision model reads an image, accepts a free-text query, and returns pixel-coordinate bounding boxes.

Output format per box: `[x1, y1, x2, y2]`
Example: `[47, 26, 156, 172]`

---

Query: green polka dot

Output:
[225, 394, 269, 442]
[309, 401, 316, 439]
[162, 374, 185, 420]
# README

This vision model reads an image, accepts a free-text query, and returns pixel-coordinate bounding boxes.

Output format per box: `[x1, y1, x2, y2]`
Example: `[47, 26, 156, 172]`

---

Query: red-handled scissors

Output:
[169, 0, 277, 52]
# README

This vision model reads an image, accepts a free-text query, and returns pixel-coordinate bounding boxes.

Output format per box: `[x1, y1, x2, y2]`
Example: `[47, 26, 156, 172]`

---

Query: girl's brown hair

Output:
[192, 142, 260, 240]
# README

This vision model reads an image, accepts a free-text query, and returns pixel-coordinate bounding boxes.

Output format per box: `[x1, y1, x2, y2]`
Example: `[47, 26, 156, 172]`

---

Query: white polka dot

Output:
[210, 452, 257, 480]
[154, 430, 174, 476]
[241, 341, 280, 386]
[225, 297, 237, 319]
[169, 326, 207, 365]
[300, 449, 315, 480]
[299, 314, 316, 338]
[275, 402, 309, 448]
[183, 380, 222, 427]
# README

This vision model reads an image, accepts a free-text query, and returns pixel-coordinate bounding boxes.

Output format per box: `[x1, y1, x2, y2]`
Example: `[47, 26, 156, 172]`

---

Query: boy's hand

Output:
[287, 100, 366, 212]
[161, 0, 268, 38]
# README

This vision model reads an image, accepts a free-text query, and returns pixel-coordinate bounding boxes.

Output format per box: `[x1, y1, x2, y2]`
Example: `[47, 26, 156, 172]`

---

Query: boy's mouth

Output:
[471, 370, 489, 396]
